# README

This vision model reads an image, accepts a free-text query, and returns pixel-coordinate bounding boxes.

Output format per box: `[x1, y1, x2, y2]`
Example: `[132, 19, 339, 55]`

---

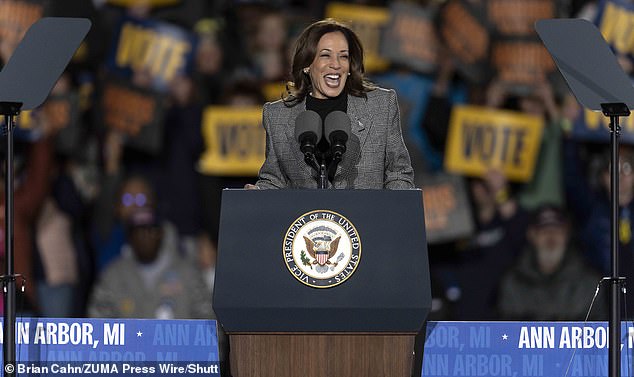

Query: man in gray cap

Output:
[497, 204, 606, 320]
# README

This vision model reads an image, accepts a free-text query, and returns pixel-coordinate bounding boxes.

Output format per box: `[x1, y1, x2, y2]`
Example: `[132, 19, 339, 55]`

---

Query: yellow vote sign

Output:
[199, 106, 265, 177]
[325, 2, 390, 72]
[444, 105, 544, 182]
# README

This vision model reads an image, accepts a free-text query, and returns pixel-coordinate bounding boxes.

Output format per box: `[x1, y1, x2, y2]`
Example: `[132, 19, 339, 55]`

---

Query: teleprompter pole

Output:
[0, 102, 21, 377]
[602, 102, 630, 377]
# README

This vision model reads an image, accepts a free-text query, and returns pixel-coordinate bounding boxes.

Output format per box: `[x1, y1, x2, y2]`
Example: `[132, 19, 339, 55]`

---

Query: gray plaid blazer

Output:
[255, 87, 414, 189]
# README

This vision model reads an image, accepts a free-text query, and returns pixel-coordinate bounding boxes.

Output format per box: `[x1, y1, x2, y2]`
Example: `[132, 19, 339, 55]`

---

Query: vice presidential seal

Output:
[283, 210, 362, 288]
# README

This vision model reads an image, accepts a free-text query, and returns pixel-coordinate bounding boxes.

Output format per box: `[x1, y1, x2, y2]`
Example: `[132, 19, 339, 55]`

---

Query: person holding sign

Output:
[250, 19, 414, 189]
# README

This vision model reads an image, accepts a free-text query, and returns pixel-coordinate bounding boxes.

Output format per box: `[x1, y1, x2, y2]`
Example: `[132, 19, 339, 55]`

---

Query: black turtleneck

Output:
[306, 93, 348, 163]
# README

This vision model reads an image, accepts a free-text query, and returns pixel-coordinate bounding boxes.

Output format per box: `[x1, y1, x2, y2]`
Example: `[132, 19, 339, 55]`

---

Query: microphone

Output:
[294, 110, 322, 156]
[324, 111, 351, 159]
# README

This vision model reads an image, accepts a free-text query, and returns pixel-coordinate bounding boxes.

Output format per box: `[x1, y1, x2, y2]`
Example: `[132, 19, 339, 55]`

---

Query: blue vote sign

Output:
[106, 16, 197, 92]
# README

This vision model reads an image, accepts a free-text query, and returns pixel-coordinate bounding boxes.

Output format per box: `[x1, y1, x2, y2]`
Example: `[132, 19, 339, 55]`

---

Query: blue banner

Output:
[423, 321, 634, 377]
[0, 318, 219, 376]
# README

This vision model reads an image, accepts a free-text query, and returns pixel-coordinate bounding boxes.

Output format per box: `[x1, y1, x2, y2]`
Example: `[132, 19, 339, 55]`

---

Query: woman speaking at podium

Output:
[250, 19, 414, 189]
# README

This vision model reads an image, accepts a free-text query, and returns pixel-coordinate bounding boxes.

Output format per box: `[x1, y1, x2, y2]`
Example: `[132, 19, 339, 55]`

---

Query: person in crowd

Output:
[193, 18, 230, 105]
[451, 168, 529, 320]
[199, 79, 266, 245]
[485, 78, 565, 210]
[159, 73, 206, 258]
[197, 231, 217, 297]
[251, 18, 414, 189]
[88, 207, 212, 319]
[498, 204, 606, 320]
[419, 46, 466, 173]
[245, 7, 289, 83]
[35, 191, 82, 317]
[565, 137, 634, 317]
[0, 120, 55, 314]
[91, 141, 159, 273]
[34, 74, 92, 318]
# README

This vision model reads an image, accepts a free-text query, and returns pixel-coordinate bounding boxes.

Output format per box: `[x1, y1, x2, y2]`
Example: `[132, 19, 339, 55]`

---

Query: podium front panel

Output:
[213, 189, 431, 333]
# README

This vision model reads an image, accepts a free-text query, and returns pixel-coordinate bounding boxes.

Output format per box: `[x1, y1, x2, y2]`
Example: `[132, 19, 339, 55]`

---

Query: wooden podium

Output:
[213, 189, 431, 377]
[229, 333, 415, 377]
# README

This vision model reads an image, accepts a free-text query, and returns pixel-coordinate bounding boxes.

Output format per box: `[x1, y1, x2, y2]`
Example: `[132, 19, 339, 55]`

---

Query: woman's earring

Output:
[303, 68, 309, 74]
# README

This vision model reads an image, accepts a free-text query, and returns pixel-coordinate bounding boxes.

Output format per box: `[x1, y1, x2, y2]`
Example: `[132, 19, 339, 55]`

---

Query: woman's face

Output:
[307, 31, 350, 99]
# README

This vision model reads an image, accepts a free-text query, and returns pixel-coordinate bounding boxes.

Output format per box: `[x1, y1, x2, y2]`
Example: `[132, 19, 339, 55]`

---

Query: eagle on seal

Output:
[304, 236, 341, 267]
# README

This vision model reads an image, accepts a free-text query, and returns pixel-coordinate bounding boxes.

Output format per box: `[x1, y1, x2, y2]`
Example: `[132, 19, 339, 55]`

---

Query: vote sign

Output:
[106, 16, 196, 92]
[198, 106, 265, 176]
[444, 105, 544, 182]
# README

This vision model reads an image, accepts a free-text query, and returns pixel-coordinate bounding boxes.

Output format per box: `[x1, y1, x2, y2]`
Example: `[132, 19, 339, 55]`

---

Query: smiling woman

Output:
[306, 31, 350, 99]
[283, 19, 372, 105]
[251, 18, 415, 190]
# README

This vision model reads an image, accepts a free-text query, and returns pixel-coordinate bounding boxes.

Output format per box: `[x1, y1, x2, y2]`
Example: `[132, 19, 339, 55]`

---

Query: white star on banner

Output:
[502, 334, 508, 340]
[137, 331, 143, 337]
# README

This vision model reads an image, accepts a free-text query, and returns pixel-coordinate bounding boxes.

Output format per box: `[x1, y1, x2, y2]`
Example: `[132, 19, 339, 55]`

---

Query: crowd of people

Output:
[0, 0, 628, 326]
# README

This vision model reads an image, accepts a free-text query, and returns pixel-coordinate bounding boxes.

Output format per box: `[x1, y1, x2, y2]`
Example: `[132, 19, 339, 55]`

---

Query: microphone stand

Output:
[319, 161, 328, 189]
[302, 151, 328, 189]
[303, 152, 319, 172]
[327, 154, 342, 183]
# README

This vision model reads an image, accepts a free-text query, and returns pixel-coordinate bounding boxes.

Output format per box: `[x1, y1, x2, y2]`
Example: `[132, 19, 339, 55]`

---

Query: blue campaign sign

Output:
[106, 16, 197, 92]
[0, 318, 219, 376]
[422, 321, 634, 377]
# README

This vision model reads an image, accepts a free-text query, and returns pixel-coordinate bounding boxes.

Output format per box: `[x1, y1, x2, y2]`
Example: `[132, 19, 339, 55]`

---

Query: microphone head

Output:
[324, 111, 351, 143]
[294, 110, 322, 143]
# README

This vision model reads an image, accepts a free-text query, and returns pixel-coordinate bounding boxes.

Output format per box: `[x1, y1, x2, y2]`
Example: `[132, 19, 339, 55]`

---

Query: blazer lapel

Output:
[335, 94, 371, 179]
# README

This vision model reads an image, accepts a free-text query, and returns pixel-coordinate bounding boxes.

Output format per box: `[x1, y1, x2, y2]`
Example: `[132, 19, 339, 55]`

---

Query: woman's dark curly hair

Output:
[283, 18, 375, 106]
